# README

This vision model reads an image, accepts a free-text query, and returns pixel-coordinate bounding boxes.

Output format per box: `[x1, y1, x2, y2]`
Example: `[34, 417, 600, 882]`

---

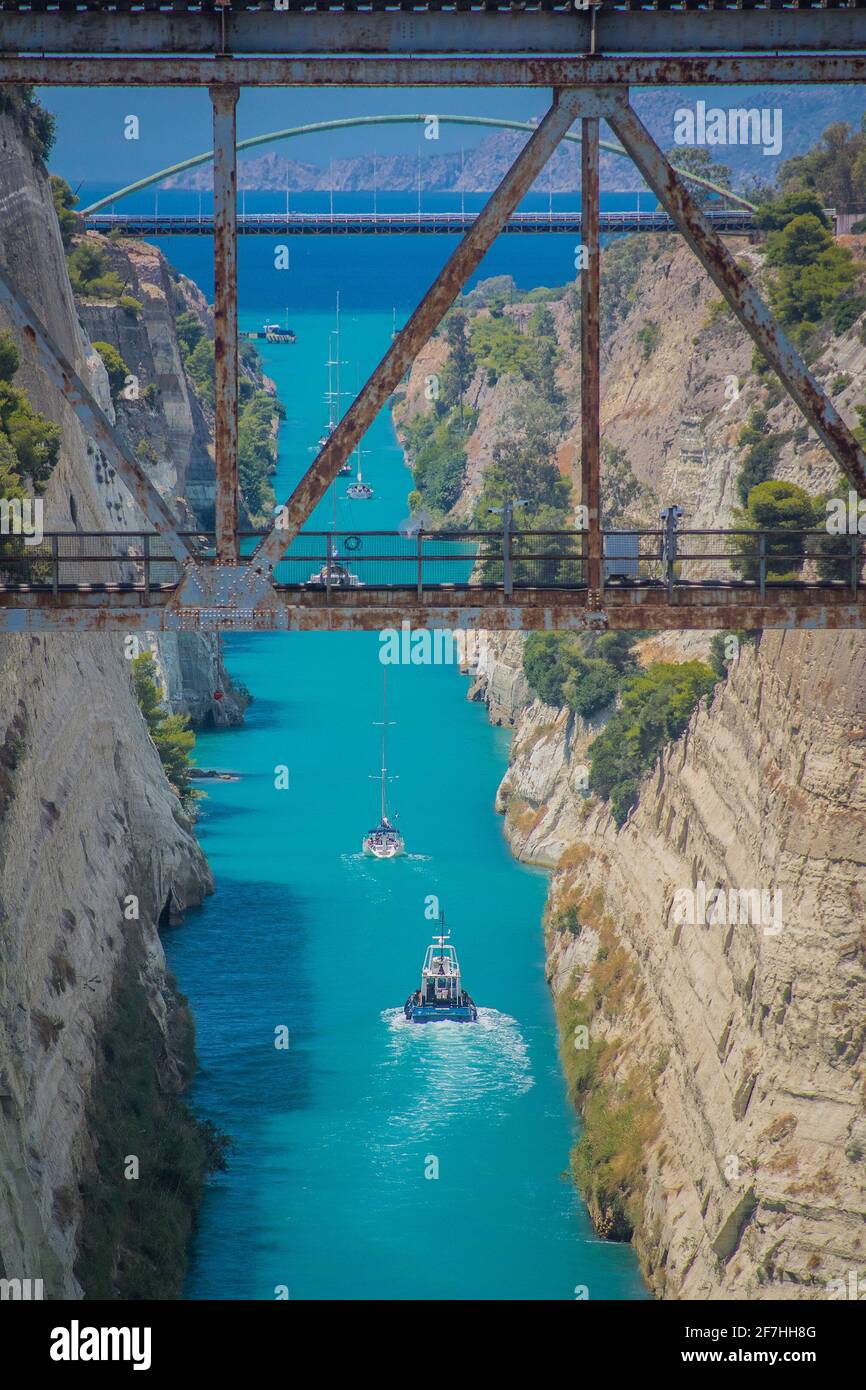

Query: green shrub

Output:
[732, 480, 819, 581]
[131, 653, 198, 810]
[67, 240, 125, 300]
[92, 341, 130, 402]
[636, 319, 661, 361]
[238, 390, 279, 522]
[119, 294, 143, 320]
[0, 330, 60, 493]
[523, 632, 629, 718]
[735, 407, 788, 505]
[589, 661, 717, 824]
[49, 175, 78, 249]
[0, 86, 55, 162]
[404, 408, 469, 515]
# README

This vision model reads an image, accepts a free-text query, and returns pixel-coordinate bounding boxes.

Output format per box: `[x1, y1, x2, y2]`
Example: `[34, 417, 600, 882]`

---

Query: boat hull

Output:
[363, 836, 405, 859]
[403, 993, 478, 1024]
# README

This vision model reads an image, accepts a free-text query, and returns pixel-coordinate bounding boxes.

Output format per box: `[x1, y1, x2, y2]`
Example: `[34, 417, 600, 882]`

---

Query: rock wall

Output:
[473, 629, 866, 1301]
[0, 102, 214, 1297]
[75, 233, 249, 727]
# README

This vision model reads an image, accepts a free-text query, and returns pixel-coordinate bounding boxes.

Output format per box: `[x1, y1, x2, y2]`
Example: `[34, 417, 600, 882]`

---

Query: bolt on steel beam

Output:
[609, 99, 866, 500]
[211, 83, 240, 563]
[0, 270, 194, 562]
[252, 87, 592, 572]
[580, 116, 603, 602]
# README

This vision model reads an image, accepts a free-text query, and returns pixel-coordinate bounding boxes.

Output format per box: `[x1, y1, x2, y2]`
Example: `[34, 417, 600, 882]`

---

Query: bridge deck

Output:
[1, 528, 862, 631]
[85, 210, 758, 237]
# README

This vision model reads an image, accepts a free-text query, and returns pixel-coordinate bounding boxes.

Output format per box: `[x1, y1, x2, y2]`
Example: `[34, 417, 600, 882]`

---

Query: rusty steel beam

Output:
[0, 586, 863, 634]
[581, 116, 603, 605]
[252, 87, 598, 572]
[211, 84, 240, 563]
[3, 9, 866, 59]
[609, 99, 866, 500]
[0, 271, 194, 562]
[5, 56, 866, 89]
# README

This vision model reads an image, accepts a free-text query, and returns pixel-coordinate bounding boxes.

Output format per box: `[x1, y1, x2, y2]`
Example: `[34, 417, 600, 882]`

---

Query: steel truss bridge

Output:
[0, 3, 865, 633]
[0, 527, 863, 632]
[84, 209, 759, 238]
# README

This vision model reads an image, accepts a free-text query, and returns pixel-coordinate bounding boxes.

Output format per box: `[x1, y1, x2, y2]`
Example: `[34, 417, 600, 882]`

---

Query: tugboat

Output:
[404, 916, 478, 1023]
[362, 673, 405, 858]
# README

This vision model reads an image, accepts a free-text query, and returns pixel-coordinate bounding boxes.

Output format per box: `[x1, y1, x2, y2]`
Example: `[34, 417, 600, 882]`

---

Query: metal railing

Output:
[0, 527, 862, 598]
[85, 208, 758, 238]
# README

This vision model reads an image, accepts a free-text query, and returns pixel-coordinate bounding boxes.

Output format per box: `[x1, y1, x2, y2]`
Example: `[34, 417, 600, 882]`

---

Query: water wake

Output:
[377, 1007, 534, 1139]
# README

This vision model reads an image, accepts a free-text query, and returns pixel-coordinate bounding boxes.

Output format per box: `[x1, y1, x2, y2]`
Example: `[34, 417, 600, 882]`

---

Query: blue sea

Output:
[81, 183, 650, 1301]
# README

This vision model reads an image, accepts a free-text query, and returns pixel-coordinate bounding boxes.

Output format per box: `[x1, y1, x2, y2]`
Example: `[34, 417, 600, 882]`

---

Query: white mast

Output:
[372, 669, 395, 823]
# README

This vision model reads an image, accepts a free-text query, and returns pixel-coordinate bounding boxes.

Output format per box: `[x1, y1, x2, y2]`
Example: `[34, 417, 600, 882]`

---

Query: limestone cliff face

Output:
[74, 234, 249, 728]
[0, 104, 214, 1296]
[395, 236, 866, 538]
[473, 630, 866, 1300]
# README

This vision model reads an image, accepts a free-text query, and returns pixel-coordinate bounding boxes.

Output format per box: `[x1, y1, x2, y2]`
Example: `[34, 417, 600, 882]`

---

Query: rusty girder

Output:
[251, 87, 615, 573]
[0, 586, 862, 636]
[5, 57, 866, 90]
[609, 98, 866, 500]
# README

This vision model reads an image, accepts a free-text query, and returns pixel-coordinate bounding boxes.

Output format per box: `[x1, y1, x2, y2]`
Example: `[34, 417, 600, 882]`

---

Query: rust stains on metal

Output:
[609, 99, 866, 498]
[1, 584, 864, 633]
[6, 56, 866, 89]
[580, 115, 603, 601]
[210, 83, 240, 562]
[253, 88, 587, 572]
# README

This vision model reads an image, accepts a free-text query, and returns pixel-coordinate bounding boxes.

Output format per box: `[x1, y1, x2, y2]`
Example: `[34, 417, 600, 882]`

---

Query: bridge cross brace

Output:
[1, 79, 865, 632]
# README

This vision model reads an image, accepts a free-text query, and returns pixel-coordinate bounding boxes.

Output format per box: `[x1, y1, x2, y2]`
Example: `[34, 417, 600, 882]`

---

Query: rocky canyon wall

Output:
[0, 100, 215, 1297]
[472, 628, 866, 1300]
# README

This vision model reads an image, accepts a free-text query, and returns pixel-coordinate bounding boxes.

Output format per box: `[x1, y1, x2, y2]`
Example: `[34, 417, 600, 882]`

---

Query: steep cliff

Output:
[73, 231, 249, 728]
[0, 98, 215, 1298]
[396, 219, 866, 1298]
[474, 630, 866, 1300]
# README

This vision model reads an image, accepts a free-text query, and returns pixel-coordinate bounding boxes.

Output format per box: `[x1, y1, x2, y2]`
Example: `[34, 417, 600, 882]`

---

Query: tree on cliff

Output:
[131, 653, 198, 811]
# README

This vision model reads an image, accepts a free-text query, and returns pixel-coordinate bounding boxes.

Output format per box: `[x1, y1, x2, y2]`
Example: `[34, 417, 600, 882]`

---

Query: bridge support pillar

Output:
[210, 83, 241, 562]
[581, 115, 603, 604]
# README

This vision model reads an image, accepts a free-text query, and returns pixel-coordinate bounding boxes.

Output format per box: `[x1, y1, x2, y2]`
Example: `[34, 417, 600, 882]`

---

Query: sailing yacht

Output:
[404, 914, 478, 1023]
[362, 674, 405, 858]
[346, 441, 374, 501]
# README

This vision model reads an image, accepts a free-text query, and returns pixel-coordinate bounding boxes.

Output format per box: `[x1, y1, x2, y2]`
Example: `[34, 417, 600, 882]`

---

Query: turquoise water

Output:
[135, 215, 650, 1301]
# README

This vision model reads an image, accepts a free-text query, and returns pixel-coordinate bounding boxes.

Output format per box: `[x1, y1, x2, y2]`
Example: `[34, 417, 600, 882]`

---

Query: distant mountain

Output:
[163, 88, 866, 196]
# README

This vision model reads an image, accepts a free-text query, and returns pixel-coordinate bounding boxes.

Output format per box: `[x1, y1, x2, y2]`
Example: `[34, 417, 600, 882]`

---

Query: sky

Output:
[42, 86, 553, 187]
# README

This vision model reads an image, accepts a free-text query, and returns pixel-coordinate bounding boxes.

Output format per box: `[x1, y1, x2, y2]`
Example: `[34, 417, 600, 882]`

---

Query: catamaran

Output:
[404, 915, 478, 1023]
[362, 674, 405, 858]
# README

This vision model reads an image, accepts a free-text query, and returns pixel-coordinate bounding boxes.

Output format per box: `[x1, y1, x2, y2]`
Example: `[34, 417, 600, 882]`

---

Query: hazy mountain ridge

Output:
[164, 88, 866, 197]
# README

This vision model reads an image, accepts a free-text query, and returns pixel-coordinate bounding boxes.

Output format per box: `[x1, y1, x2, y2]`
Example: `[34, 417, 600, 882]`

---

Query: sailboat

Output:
[404, 913, 478, 1023]
[362, 673, 405, 858]
[346, 440, 374, 501]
